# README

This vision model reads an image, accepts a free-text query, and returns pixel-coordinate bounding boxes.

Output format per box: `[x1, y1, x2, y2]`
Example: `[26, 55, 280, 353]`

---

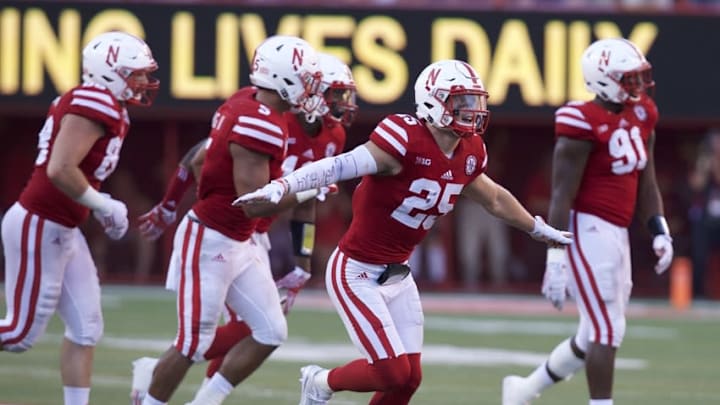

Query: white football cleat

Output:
[130, 357, 158, 405]
[502, 375, 539, 405]
[299, 365, 333, 405]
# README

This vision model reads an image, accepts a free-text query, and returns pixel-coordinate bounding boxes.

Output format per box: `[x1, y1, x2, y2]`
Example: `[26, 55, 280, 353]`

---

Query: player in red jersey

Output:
[236, 59, 573, 405]
[0, 31, 158, 405]
[502, 38, 673, 405]
[130, 53, 356, 403]
[138, 35, 325, 405]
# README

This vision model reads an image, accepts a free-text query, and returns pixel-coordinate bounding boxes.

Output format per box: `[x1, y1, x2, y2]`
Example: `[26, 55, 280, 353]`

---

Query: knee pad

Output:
[595, 314, 626, 347]
[65, 312, 104, 346]
[252, 315, 287, 346]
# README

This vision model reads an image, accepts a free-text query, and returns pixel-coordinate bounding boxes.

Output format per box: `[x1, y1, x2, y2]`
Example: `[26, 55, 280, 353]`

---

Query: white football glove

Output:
[276, 266, 311, 315]
[93, 195, 128, 240]
[137, 204, 177, 241]
[529, 216, 573, 245]
[542, 247, 569, 310]
[232, 179, 288, 206]
[652, 234, 674, 275]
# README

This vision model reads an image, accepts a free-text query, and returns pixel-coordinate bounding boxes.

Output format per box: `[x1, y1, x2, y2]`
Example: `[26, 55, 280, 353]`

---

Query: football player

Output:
[137, 35, 326, 405]
[0, 31, 158, 405]
[502, 38, 673, 405]
[130, 53, 357, 404]
[236, 59, 573, 405]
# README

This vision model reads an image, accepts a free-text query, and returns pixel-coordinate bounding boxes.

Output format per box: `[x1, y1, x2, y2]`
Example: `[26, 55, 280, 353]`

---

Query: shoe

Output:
[502, 375, 539, 405]
[299, 365, 333, 405]
[130, 357, 159, 405]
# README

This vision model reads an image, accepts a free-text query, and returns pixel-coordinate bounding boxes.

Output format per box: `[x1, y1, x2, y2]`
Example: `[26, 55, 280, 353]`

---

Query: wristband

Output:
[647, 215, 670, 236]
[75, 186, 107, 212]
[295, 189, 320, 203]
[290, 220, 315, 257]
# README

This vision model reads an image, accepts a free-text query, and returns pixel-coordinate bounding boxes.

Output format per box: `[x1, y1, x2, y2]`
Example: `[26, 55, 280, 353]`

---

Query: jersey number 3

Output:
[391, 178, 463, 230]
[609, 126, 647, 175]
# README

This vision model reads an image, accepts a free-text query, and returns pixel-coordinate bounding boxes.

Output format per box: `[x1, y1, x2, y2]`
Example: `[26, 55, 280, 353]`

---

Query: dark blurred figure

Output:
[688, 128, 720, 298]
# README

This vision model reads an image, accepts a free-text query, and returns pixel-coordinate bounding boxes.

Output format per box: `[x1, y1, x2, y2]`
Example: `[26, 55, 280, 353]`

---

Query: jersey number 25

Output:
[391, 178, 463, 230]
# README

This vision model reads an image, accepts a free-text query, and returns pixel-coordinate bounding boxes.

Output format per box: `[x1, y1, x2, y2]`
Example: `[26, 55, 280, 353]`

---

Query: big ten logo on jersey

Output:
[415, 156, 431, 166]
[391, 178, 463, 230]
[609, 126, 647, 175]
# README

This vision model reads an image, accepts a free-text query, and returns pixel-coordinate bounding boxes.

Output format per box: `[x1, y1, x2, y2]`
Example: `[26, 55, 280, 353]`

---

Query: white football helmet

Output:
[414, 59, 490, 138]
[82, 31, 159, 106]
[318, 53, 357, 127]
[250, 35, 324, 116]
[581, 38, 654, 104]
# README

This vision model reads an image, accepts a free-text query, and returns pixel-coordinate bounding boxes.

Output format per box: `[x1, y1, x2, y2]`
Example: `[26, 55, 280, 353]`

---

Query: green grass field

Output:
[1, 286, 719, 405]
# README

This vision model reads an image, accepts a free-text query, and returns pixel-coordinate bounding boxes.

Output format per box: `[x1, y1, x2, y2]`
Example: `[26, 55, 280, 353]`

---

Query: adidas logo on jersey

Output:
[302, 149, 314, 159]
[441, 170, 454, 180]
[211, 253, 226, 263]
[357, 272, 369, 280]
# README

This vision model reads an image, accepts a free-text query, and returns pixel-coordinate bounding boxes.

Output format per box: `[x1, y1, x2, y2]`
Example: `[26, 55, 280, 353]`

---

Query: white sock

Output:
[141, 393, 167, 405]
[590, 399, 613, 405]
[315, 369, 331, 392]
[526, 338, 585, 394]
[188, 372, 234, 405]
[63, 386, 90, 405]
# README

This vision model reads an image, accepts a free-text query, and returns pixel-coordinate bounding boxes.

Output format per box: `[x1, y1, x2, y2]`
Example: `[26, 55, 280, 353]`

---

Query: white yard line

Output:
[93, 335, 647, 370]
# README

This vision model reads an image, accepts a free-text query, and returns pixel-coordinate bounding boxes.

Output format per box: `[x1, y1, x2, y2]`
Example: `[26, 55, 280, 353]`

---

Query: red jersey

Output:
[255, 113, 347, 233]
[19, 84, 129, 227]
[339, 114, 487, 264]
[192, 87, 288, 241]
[554, 95, 658, 227]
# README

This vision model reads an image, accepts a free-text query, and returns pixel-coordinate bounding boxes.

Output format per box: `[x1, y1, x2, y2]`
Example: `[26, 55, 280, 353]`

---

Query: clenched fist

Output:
[93, 195, 128, 240]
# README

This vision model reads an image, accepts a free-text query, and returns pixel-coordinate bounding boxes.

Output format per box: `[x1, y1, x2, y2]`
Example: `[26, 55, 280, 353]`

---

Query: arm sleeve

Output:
[283, 145, 378, 194]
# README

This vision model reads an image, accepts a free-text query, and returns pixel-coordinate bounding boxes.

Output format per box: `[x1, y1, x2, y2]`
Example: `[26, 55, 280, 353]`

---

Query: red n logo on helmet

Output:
[599, 50, 610, 67]
[292, 48, 304, 71]
[426, 68, 440, 90]
[106, 45, 119, 67]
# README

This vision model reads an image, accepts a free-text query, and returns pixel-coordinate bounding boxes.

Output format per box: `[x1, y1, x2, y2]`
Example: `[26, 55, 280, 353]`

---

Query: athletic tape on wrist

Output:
[75, 186, 107, 212]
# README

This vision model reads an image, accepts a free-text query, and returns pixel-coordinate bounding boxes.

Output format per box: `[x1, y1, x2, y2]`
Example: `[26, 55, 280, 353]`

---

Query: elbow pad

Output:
[284, 145, 377, 194]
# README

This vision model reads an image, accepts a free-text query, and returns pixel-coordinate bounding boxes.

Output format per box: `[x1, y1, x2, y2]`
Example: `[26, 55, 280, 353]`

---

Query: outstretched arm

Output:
[461, 173, 572, 245]
[234, 140, 400, 215]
